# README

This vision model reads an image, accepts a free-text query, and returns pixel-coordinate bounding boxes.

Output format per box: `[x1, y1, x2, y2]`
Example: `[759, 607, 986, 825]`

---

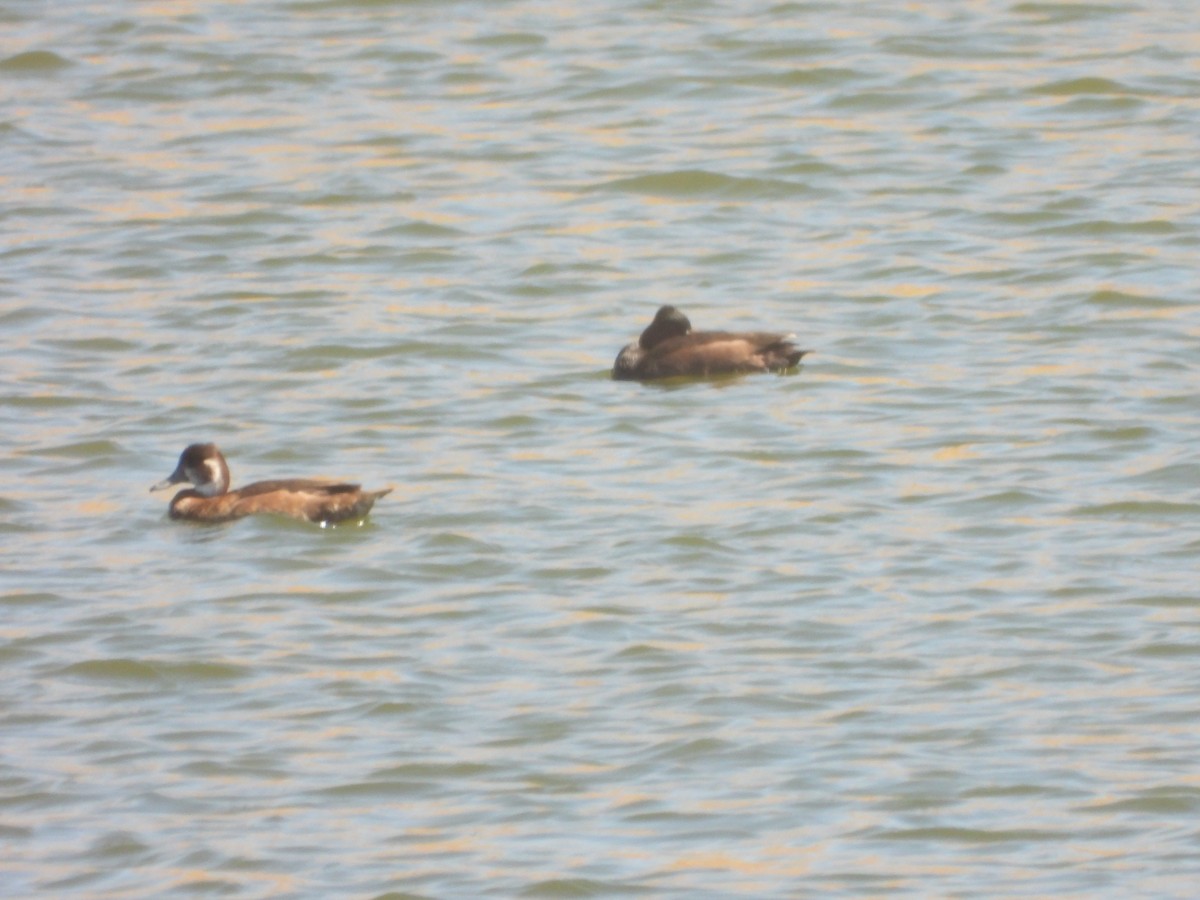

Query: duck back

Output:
[169, 483, 392, 524]
[616, 330, 809, 380]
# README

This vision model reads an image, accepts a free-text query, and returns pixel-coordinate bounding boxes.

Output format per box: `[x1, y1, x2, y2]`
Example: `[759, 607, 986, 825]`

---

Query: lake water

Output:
[3, 1, 1199, 896]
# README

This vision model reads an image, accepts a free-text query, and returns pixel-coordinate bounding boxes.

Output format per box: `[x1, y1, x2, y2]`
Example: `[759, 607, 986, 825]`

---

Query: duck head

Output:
[151, 443, 231, 497]
[639, 305, 692, 349]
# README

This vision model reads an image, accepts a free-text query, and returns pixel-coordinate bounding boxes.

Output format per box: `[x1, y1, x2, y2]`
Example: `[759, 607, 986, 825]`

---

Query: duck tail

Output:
[763, 337, 811, 370]
[784, 346, 812, 368]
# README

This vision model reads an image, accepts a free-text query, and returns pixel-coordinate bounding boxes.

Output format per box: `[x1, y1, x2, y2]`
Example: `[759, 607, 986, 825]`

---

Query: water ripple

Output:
[1, 0, 1198, 896]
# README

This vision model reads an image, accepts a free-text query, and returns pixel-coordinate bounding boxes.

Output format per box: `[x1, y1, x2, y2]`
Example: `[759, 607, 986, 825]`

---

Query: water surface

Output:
[2, 1, 1199, 896]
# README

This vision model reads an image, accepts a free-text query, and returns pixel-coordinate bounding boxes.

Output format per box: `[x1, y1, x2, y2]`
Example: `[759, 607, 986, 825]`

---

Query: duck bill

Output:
[150, 466, 187, 493]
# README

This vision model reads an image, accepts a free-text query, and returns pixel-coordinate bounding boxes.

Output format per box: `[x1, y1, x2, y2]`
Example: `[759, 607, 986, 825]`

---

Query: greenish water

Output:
[2, 1, 1198, 896]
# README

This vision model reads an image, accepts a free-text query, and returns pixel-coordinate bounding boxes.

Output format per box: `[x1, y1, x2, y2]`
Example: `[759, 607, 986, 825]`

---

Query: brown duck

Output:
[151, 443, 391, 525]
[612, 305, 810, 381]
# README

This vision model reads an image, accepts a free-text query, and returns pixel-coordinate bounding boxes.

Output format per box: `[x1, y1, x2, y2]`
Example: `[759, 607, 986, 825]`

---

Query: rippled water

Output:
[3, 1, 1199, 896]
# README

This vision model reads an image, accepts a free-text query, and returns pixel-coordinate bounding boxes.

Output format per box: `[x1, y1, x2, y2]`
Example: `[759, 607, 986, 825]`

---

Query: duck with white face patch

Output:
[152, 443, 391, 526]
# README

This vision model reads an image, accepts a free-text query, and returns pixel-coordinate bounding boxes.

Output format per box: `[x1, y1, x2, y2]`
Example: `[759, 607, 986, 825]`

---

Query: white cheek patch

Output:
[190, 458, 225, 497]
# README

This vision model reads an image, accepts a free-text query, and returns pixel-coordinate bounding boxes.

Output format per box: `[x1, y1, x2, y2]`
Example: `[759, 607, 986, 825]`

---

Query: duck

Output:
[612, 305, 810, 381]
[151, 443, 391, 525]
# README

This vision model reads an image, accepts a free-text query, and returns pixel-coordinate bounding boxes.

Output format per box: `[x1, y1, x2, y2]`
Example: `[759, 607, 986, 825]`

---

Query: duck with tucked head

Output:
[151, 443, 391, 525]
[612, 305, 810, 381]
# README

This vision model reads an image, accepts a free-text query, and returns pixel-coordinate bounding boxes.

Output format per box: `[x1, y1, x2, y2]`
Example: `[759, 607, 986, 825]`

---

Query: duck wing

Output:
[643, 331, 809, 377]
[230, 481, 391, 524]
[234, 478, 359, 498]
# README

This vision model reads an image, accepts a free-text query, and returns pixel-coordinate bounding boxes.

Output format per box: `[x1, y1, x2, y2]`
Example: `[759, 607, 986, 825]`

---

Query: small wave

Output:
[1072, 500, 1200, 519]
[0, 50, 72, 74]
[589, 169, 810, 199]
[1032, 76, 1136, 96]
[1033, 219, 1177, 237]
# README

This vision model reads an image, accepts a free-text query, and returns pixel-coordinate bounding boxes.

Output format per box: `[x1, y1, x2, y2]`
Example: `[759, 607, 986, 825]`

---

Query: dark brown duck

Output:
[612, 305, 810, 381]
[151, 443, 391, 525]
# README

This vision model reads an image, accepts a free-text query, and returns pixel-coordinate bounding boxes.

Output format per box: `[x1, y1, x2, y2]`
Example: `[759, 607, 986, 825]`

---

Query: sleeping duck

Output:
[613, 305, 810, 381]
[151, 443, 391, 525]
